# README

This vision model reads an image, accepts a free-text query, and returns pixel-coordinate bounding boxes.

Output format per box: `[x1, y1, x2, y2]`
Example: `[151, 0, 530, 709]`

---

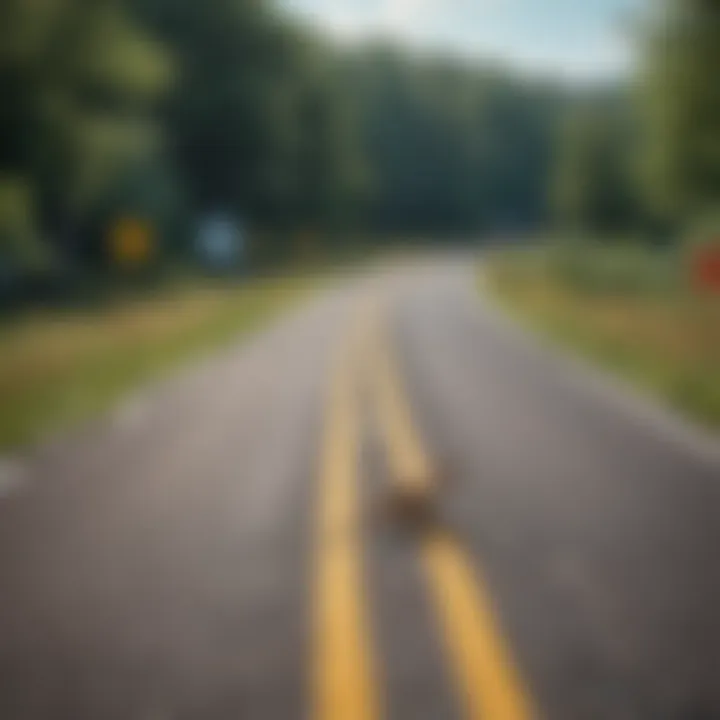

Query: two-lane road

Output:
[0, 260, 718, 719]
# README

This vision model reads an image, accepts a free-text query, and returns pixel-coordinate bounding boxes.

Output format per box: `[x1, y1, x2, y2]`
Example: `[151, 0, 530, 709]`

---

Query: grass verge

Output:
[0, 272, 322, 451]
[484, 246, 720, 428]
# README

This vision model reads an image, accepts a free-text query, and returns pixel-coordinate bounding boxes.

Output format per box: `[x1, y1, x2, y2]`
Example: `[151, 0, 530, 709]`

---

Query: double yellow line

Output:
[312, 299, 535, 720]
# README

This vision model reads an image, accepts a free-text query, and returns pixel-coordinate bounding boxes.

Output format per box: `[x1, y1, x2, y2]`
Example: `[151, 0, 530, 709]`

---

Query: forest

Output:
[0, 0, 718, 295]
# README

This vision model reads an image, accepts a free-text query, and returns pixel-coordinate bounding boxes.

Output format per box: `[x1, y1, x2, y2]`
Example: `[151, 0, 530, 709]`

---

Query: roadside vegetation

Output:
[482, 0, 720, 430]
[1, 0, 718, 444]
[0, 273, 319, 451]
[486, 244, 720, 427]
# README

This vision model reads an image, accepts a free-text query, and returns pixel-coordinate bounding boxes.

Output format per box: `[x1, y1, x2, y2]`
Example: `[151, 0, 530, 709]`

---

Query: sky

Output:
[278, 0, 645, 82]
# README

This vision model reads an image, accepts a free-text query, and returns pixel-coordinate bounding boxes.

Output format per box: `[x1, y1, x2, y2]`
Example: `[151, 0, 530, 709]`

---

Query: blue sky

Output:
[279, 0, 645, 81]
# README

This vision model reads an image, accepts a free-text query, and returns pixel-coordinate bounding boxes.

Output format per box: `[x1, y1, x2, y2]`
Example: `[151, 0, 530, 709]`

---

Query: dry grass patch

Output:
[0, 274, 320, 450]
[486, 249, 720, 427]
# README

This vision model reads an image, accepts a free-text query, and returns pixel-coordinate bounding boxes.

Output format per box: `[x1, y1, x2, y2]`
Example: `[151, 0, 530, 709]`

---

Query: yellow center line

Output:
[422, 532, 533, 720]
[312, 308, 380, 720]
[368, 303, 435, 504]
[369, 303, 535, 720]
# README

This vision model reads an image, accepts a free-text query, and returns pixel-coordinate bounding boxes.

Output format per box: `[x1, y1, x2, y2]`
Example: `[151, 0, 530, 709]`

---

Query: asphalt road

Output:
[0, 260, 719, 720]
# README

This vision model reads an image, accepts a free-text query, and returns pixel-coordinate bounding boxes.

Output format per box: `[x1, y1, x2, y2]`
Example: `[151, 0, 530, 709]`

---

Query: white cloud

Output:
[279, 0, 630, 81]
[320, 4, 370, 40]
[378, 0, 436, 32]
[309, 0, 441, 42]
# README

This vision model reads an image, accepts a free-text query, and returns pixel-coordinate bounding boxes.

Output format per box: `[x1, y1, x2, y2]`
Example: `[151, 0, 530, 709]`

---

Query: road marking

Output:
[367, 303, 435, 510]
[422, 532, 533, 720]
[369, 304, 535, 720]
[312, 310, 380, 720]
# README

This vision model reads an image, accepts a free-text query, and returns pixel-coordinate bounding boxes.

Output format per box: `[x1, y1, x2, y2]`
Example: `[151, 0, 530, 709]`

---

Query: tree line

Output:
[0, 0, 717, 289]
[553, 0, 720, 241]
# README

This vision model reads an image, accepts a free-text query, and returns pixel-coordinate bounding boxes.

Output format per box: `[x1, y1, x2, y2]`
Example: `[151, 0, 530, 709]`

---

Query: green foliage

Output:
[132, 2, 311, 220]
[546, 241, 681, 295]
[641, 0, 720, 224]
[345, 48, 561, 235]
[0, 0, 173, 273]
[0, 272, 321, 449]
[7, 0, 716, 292]
[552, 101, 638, 236]
[486, 248, 720, 427]
[0, 176, 53, 272]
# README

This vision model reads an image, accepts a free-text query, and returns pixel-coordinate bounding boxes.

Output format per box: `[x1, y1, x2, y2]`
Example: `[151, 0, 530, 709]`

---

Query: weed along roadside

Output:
[0, 273, 322, 452]
[484, 245, 720, 429]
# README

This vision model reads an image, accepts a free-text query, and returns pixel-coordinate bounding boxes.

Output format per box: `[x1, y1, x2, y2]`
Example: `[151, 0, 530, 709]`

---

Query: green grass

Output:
[0, 272, 322, 451]
[484, 244, 720, 428]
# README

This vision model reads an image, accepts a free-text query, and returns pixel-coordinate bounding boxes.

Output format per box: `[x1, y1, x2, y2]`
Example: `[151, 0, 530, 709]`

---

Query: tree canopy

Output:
[1, 0, 718, 285]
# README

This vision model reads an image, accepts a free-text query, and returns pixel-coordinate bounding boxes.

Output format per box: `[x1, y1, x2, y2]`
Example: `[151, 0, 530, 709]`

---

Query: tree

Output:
[345, 46, 561, 238]
[641, 0, 720, 225]
[0, 0, 172, 269]
[552, 101, 636, 236]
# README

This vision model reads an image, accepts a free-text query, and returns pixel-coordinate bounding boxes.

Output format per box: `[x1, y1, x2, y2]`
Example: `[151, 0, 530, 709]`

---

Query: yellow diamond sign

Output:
[109, 217, 154, 268]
